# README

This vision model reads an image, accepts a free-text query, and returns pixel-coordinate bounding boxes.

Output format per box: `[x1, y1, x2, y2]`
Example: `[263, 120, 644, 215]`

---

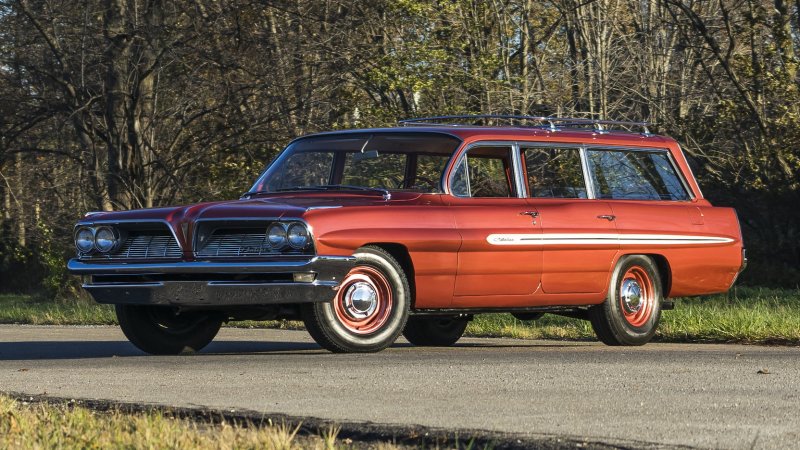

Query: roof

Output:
[299, 115, 675, 147]
[299, 125, 674, 147]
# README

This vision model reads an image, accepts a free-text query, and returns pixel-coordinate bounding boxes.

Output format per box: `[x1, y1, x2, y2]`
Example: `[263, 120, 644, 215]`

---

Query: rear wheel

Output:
[115, 305, 223, 355]
[403, 316, 468, 346]
[302, 246, 410, 353]
[589, 255, 662, 346]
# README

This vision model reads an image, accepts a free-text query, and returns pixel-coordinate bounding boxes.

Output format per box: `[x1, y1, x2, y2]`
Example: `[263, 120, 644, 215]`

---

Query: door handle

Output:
[597, 214, 616, 221]
[520, 211, 539, 224]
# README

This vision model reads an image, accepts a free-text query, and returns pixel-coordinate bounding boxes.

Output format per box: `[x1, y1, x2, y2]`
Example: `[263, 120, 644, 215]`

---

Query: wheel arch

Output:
[614, 253, 672, 298]
[643, 253, 672, 298]
[361, 242, 416, 306]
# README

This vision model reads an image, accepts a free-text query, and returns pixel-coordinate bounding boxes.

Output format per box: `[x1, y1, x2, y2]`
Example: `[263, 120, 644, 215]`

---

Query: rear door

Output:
[448, 143, 543, 297]
[522, 145, 619, 294]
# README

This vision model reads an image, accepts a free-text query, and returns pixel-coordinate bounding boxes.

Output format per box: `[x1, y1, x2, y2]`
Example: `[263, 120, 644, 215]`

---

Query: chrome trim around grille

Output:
[118, 233, 182, 259]
[197, 231, 281, 257]
[75, 219, 183, 261]
[81, 231, 182, 260]
[193, 218, 314, 258]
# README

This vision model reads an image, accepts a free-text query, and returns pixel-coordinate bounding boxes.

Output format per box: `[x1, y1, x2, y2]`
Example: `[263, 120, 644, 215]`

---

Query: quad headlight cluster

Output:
[74, 226, 122, 255]
[268, 222, 311, 250]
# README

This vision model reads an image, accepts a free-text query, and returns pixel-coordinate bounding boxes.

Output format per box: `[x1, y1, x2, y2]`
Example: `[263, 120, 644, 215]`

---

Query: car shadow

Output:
[0, 339, 592, 361]
[453, 341, 595, 349]
[0, 340, 323, 361]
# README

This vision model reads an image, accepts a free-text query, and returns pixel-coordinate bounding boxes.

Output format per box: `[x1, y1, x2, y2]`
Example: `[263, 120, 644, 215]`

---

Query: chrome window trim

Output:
[510, 141, 527, 197]
[447, 141, 524, 199]
[579, 147, 597, 199]
[581, 145, 695, 202]
[675, 143, 702, 199]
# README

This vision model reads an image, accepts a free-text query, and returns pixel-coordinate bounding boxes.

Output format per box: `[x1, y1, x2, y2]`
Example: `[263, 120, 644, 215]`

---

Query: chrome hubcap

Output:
[343, 281, 378, 319]
[621, 279, 643, 314]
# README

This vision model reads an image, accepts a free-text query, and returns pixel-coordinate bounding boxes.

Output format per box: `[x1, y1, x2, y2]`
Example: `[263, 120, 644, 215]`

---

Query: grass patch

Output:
[0, 294, 116, 325]
[0, 394, 376, 449]
[1, 287, 799, 345]
[466, 287, 800, 345]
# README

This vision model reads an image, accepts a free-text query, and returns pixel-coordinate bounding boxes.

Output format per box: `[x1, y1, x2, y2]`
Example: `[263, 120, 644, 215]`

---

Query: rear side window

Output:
[523, 147, 587, 198]
[587, 149, 690, 201]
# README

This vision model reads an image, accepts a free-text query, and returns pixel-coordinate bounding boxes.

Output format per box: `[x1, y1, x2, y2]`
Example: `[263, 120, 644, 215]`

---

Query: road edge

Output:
[3, 391, 686, 449]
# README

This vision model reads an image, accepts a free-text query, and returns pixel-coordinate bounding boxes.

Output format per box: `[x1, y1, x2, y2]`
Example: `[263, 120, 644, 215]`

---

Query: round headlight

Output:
[287, 223, 309, 249]
[94, 226, 118, 253]
[75, 227, 95, 254]
[267, 223, 287, 248]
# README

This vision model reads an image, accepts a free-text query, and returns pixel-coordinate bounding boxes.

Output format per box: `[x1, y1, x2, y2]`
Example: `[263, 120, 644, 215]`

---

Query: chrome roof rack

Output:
[398, 115, 652, 135]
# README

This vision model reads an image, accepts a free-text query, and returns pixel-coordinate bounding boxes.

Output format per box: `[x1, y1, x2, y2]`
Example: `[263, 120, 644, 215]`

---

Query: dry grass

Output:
[0, 394, 399, 450]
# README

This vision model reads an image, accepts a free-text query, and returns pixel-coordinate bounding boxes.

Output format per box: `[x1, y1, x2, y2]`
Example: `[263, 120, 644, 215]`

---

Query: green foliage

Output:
[35, 222, 77, 299]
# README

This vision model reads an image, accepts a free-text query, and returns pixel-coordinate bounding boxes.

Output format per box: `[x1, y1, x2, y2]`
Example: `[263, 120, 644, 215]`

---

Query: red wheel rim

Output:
[618, 266, 655, 328]
[333, 265, 393, 335]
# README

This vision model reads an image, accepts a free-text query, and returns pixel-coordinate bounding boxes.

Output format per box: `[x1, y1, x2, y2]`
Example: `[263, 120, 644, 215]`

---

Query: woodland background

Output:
[0, 0, 798, 296]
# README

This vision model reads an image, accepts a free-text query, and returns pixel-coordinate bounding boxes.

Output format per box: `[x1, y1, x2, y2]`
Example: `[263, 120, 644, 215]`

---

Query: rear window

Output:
[587, 149, 690, 201]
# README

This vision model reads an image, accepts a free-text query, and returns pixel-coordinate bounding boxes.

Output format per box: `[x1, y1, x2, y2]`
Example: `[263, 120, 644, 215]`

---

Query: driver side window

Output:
[451, 146, 516, 197]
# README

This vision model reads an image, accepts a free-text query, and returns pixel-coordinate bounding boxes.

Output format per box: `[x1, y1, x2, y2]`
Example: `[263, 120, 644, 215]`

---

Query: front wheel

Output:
[302, 246, 410, 353]
[115, 305, 223, 355]
[589, 255, 663, 346]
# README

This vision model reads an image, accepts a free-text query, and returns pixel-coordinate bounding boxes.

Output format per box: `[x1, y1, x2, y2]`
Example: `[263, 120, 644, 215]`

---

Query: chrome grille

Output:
[89, 232, 182, 259]
[196, 231, 281, 257]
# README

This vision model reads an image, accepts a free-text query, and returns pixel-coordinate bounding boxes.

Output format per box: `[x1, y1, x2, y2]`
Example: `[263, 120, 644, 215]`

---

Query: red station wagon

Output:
[68, 116, 746, 354]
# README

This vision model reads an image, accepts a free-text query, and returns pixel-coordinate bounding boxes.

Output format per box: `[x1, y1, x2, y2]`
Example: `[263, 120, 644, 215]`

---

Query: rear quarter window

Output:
[587, 149, 690, 201]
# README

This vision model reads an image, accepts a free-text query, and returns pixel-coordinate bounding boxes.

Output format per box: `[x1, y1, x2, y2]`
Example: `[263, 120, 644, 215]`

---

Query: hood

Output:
[78, 191, 428, 225]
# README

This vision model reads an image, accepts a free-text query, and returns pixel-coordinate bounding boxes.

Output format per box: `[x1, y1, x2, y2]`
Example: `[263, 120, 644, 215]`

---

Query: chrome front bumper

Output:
[67, 256, 355, 307]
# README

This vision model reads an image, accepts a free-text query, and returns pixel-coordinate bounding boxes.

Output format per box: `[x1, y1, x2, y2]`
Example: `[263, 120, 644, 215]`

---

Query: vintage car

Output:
[68, 115, 746, 354]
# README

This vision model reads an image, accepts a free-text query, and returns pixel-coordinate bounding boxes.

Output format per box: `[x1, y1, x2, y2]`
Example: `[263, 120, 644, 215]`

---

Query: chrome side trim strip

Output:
[486, 233, 734, 246]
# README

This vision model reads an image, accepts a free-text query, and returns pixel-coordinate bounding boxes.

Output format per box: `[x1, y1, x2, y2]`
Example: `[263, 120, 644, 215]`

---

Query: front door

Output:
[448, 144, 542, 297]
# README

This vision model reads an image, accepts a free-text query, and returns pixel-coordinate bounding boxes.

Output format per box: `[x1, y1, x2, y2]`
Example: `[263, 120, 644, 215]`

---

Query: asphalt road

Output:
[0, 325, 798, 449]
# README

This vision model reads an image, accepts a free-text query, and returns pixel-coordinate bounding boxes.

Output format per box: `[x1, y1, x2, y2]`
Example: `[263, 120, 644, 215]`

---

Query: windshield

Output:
[249, 132, 461, 194]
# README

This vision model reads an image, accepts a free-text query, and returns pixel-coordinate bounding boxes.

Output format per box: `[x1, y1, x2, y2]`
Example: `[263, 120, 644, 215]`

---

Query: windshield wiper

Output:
[241, 185, 391, 200]
[240, 189, 272, 199]
[308, 184, 391, 200]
